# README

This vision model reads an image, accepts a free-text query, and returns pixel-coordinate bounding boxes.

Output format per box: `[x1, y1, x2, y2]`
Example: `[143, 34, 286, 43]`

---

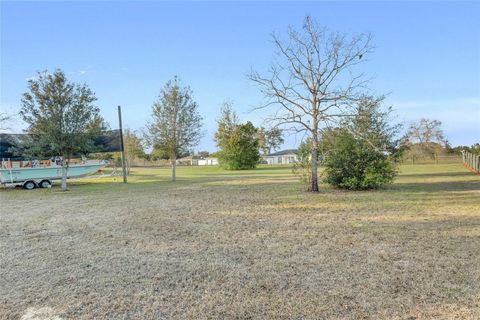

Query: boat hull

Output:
[0, 163, 107, 184]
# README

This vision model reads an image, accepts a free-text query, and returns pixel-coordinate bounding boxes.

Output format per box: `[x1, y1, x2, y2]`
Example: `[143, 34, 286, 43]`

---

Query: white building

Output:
[262, 149, 298, 165]
[176, 155, 219, 166]
[197, 157, 219, 166]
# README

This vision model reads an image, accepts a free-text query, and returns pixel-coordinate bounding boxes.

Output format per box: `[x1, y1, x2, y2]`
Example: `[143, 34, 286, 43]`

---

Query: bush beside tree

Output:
[320, 96, 402, 190]
[321, 128, 398, 190]
[292, 138, 319, 191]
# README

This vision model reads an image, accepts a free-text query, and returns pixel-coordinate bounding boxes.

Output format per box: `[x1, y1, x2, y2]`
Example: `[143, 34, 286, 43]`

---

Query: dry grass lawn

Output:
[1, 163, 479, 319]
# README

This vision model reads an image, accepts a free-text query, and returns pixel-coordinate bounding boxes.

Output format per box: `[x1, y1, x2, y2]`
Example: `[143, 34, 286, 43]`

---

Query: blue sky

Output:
[1, 1, 479, 151]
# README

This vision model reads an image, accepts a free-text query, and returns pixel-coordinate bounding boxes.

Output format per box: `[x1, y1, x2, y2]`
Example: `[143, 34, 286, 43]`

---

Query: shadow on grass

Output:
[6, 178, 477, 197]
[393, 180, 480, 192]
[398, 171, 476, 178]
[66, 175, 479, 207]
[2, 165, 478, 198]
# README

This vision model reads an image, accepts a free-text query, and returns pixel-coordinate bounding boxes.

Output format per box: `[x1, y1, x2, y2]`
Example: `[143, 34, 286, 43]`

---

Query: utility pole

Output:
[118, 105, 127, 183]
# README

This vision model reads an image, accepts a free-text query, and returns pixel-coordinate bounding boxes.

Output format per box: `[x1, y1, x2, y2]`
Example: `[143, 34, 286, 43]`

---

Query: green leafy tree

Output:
[20, 70, 105, 191]
[150, 147, 170, 160]
[445, 144, 480, 155]
[147, 147, 189, 161]
[146, 77, 203, 181]
[123, 129, 145, 174]
[214, 102, 260, 170]
[89, 152, 115, 162]
[257, 127, 284, 155]
[198, 150, 210, 158]
[469, 143, 480, 154]
[209, 150, 221, 158]
[321, 96, 402, 190]
[292, 137, 320, 190]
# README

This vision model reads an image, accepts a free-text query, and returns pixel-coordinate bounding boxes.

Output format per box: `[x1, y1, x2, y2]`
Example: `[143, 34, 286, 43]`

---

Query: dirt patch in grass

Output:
[1, 164, 479, 319]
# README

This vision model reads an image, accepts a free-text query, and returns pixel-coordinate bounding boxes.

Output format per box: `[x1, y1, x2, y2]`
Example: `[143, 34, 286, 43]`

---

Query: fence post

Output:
[462, 151, 480, 174]
[434, 152, 438, 164]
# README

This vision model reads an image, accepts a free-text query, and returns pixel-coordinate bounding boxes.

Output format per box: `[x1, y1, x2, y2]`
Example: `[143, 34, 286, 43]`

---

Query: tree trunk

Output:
[61, 156, 69, 191]
[171, 152, 176, 181]
[310, 133, 319, 192]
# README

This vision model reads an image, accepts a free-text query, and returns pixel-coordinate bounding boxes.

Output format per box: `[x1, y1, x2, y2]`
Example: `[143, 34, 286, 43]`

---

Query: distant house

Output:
[176, 155, 218, 166]
[197, 157, 219, 166]
[175, 155, 199, 166]
[262, 149, 298, 165]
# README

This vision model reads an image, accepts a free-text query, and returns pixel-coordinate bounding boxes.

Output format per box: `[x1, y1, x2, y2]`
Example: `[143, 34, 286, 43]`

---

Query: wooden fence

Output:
[401, 153, 461, 165]
[462, 151, 480, 173]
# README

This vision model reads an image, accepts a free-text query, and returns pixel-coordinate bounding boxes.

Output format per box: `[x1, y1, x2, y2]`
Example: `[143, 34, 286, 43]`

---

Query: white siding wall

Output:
[262, 154, 297, 165]
[197, 158, 219, 166]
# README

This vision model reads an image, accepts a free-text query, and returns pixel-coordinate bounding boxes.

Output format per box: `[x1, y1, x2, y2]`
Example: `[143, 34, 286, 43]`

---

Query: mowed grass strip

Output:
[1, 164, 479, 319]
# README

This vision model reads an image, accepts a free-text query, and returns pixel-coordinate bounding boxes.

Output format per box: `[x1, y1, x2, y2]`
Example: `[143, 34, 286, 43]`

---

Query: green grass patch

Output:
[1, 163, 479, 319]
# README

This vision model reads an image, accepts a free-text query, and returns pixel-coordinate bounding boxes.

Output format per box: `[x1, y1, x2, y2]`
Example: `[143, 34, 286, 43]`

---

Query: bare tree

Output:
[123, 129, 145, 174]
[0, 112, 12, 132]
[406, 118, 445, 148]
[249, 16, 372, 191]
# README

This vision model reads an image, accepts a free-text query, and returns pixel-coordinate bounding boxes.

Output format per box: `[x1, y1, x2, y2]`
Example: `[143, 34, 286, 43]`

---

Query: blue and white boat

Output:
[0, 160, 107, 189]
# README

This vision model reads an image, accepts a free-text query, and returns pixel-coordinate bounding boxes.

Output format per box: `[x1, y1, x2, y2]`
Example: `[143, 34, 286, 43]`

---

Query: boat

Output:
[0, 160, 108, 189]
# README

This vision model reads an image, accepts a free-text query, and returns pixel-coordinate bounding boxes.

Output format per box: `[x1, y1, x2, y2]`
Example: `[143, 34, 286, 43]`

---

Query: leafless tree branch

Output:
[248, 16, 373, 191]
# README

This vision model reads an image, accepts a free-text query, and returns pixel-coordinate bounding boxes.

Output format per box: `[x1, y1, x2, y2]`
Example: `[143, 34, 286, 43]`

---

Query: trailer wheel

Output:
[39, 180, 52, 188]
[23, 180, 36, 190]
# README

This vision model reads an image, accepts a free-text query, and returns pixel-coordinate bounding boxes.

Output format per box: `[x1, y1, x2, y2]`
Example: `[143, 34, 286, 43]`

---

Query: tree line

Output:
[9, 70, 285, 190]
[4, 15, 477, 192]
